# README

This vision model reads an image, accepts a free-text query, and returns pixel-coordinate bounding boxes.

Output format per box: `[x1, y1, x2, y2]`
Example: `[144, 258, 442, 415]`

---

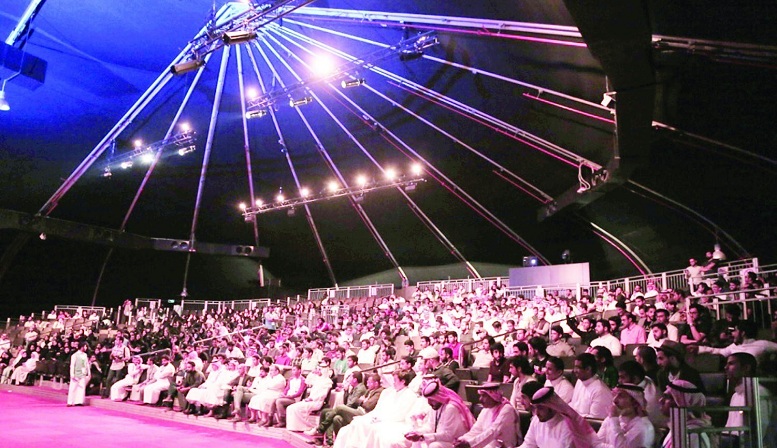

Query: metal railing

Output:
[307, 284, 394, 301]
[416, 276, 510, 295]
[53, 305, 107, 317]
[178, 298, 275, 314]
[669, 376, 770, 448]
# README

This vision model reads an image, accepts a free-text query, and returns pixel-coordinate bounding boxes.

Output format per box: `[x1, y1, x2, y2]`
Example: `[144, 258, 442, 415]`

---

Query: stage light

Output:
[414, 35, 439, 51]
[140, 153, 154, 165]
[356, 174, 368, 188]
[327, 181, 339, 193]
[178, 145, 196, 156]
[341, 78, 365, 89]
[170, 59, 204, 75]
[300, 187, 310, 198]
[245, 109, 268, 119]
[311, 55, 335, 76]
[246, 88, 258, 99]
[522, 256, 539, 267]
[399, 49, 424, 62]
[239, 202, 247, 211]
[289, 97, 313, 107]
[134, 139, 143, 148]
[411, 163, 423, 176]
[180, 123, 191, 132]
[255, 199, 263, 207]
[120, 161, 133, 169]
[384, 167, 397, 181]
[276, 193, 285, 202]
[223, 30, 257, 45]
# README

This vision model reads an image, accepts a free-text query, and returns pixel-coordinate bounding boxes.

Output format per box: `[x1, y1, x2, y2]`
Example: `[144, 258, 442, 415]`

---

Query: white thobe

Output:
[726, 383, 772, 439]
[459, 402, 521, 448]
[333, 386, 419, 448]
[545, 376, 574, 403]
[143, 363, 175, 404]
[411, 401, 470, 448]
[570, 376, 611, 418]
[518, 414, 573, 448]
[597, 415, 655, 448]
[589, 333, 622, 356]
[247, 373, 286, 413]
[110, 363, 142, 401]
[67, 351, 90, 405]
[286, 375, 333, 431]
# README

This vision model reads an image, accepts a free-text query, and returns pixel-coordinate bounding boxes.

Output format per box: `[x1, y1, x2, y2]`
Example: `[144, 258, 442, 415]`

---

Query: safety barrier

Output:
[307, 284, 394, 301]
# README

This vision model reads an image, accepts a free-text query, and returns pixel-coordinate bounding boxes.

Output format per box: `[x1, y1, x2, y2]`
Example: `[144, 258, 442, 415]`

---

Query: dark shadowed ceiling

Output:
[0, 0, 775, 316]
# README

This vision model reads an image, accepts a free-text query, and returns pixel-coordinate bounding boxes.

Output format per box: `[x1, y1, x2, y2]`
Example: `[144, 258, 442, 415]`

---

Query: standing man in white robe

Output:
[67, 343, 90, 407]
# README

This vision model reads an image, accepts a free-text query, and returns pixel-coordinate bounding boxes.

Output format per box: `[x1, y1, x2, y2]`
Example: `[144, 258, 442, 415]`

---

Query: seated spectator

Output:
[693, 320, 777, 365]
[272, 364, 307, 427]
[453, 382, 522, 448]
[679, 304, 712, 345]
[420, 346, 459, 391]
[508, 356, 537, 411]
[246, 364, 286, 424]
[128, 357, 158, 402]
[546, 326, 575, 358]
[519, 386, 596, 448]
[723, 353, 772, 448]
[570, 353, 610, 418]
[10, 350, 39, 385]
[286, 361, 334, 431]
[471, 338, 494, 369]
[543, 356, 574, 403]
[619, 313, 646, 346]
[588, 319, 622, 357]
[596, 383, 655, 448]
[403, 378, 475, 447]
[591, 346, 618, 389]
[659, 380, 712, 448]
[186, 359, 240, 417]
[655, 340, 705, 393]
[633, 346, 659, 383]
[332, 369, 418, 448]
[527, 337, 549, 383]
[616, 360, 663, 428]
[174, 360, 205, 414]
[142, 355, 175, 405]
[567, 316, 597, 346]
[487, 343, 510, 382]
[109, 356, 143, 401]
[440, 346, 460, 370]
[647, 323, 670, 348]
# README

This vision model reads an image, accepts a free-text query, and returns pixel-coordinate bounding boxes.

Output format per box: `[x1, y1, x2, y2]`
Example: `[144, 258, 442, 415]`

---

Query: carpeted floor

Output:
[0, 391, 293, 448]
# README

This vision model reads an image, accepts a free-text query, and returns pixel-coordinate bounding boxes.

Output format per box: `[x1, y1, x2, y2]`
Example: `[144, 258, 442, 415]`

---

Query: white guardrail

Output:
[307, 284, 394, 301]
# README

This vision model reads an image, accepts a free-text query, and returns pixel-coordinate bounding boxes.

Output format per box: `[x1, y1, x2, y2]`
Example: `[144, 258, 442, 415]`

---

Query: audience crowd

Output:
[1, 258, 776, 448]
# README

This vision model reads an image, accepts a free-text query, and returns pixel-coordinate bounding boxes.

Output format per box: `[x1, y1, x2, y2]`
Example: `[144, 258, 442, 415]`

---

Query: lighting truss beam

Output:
[244, 178, 425, 216]
[245, 31, 439, 112]
[279, 21, 600, 170]
[180, 0, 318, 65]
[105, 129, 196, 170]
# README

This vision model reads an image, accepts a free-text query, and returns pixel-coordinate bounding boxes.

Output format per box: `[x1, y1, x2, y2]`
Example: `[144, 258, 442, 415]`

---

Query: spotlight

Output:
[341, 78, 365, 89]
[0, 90, 9, 112]
[522, 256, 539, 267]
[276, 193, 285, 202]
[178, 145, 196, 156]
[399, 49, 424, 62]
[561, 249, 572, 263]
[327, 181, 339, 193]
[356, 174, 368, 188]
[180, 122, 191, 132]
[414, 35, 439, 51]
[134, 139, 143, 148]
[140, 153, 154, 165]
[246, 88, 258, 100]
[384, 167, 397, 181]
[300, 187, 310, 198]
[245, 109, 268, 119]
[289, 97, 313, 107]
[120, 161, 133, 169]
[170, 59, 204, 75]
[410, 163, 423, 176]
[223, 30, 257, 45]
[311, 55, 335, 76]
[239, 202, 247, 211]
[255, 199, 263, 207]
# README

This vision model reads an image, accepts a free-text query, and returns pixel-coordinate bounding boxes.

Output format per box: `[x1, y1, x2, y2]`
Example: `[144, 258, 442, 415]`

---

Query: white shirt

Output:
[545, 375, 575, 403]
[699, 338, 777, 363]
[726, 382, 772, 438]
[570, 376, 611, 418]
[519, 414, 573, 448]
[460, 402, 521, 448]
[597, 415, 655, 448]
[589, 333, 623, 356]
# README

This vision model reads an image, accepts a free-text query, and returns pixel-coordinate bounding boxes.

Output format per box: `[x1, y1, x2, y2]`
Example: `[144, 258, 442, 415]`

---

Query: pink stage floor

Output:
[0, 390, 292, 448]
